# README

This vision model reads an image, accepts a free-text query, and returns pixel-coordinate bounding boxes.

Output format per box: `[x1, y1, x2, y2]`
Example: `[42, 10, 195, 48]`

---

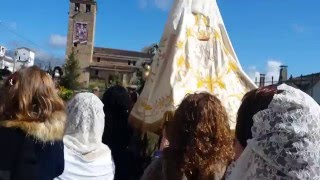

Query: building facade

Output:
[90, 47, 151, 85]
[257, 66, 320, 104]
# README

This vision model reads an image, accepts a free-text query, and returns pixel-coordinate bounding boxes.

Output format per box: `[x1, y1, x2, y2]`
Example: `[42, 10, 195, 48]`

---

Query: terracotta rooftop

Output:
[93, 47, 152, 59]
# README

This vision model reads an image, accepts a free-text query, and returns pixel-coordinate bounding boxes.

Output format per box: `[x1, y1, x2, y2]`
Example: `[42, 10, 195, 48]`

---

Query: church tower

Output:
[66, 0, 97, 87]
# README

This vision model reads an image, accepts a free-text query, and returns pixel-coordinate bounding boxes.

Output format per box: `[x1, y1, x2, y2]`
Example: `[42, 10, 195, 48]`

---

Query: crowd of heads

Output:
[1, 66, 320, 180]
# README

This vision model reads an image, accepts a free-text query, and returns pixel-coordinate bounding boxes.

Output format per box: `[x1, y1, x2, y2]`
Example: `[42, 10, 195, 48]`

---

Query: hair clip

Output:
[7, 72, 18, 86]
[9, 79, 14, 86]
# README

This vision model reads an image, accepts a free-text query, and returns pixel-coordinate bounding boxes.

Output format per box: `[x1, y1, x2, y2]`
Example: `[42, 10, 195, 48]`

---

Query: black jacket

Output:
[0, 111, 66, 180]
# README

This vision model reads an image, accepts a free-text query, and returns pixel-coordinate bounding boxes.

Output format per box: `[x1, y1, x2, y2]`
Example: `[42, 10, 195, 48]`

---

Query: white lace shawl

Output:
[227, 84, 320, 180]
[64, 93, 107, 158]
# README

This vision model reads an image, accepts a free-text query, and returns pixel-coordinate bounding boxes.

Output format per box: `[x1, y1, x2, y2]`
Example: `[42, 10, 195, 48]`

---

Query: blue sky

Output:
[0, 0, 319, 80]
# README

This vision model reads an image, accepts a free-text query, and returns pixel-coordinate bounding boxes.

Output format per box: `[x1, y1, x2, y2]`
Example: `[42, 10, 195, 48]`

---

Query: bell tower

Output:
[66, 0, 97, 87]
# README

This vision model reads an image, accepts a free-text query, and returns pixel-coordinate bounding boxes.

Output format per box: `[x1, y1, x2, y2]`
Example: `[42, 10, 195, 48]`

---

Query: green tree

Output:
[60, 50, 80, 90]
[107, 72, 122, 88]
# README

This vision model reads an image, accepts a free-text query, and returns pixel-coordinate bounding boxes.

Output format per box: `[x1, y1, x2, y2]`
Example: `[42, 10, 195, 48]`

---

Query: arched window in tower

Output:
[75, 3, 80, 11]
[86, 5, 91, 13]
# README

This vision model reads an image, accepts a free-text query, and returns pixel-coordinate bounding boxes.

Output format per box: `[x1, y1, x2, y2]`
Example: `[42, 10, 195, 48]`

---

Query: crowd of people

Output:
[0, 66, 320, 180]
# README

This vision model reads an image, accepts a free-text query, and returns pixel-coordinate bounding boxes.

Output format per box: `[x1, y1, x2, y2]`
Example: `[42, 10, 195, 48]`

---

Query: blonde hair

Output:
[0, 66, 65, 121]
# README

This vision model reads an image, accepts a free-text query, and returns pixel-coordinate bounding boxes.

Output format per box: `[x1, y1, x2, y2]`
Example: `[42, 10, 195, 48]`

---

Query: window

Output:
[75, 3, 80, 11]
[95, 70, 99, 75]
[74, 43, 78, 47]
[86, 5, 91, 13]
[133, 61, 136, 66]
[128, 61, 131, 65]
[97, 57, 101, 62]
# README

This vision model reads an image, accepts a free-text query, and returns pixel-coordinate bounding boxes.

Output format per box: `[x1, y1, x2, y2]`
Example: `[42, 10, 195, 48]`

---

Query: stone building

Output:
[66, 0, 152, 87]
[90, 47, 151, 85]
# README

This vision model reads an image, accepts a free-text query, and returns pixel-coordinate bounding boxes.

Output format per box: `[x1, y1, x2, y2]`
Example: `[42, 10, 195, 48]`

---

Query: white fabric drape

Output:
[227, 84, 320, 180]
[130, 0, 256, 131]
[56, 93, 114, 180]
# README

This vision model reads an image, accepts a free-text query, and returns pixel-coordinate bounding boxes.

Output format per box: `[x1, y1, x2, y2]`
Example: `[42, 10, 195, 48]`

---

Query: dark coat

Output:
[0, 111, 66, 180]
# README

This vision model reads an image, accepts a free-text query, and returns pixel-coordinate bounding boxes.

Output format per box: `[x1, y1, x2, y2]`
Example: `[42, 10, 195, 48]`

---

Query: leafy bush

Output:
[58, 86, 74, 101]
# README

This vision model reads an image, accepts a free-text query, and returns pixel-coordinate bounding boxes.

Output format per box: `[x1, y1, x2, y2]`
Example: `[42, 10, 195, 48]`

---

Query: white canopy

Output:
[130, 0, 256, 132]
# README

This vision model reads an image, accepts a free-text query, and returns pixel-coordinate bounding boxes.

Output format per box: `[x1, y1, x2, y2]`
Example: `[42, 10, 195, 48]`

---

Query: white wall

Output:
[0, 56, 14, 72]
[29, 51, 35, 66]
[16, 48, 30, 62]
[0, 46, 6, 57]
[14, 48, 35, 71]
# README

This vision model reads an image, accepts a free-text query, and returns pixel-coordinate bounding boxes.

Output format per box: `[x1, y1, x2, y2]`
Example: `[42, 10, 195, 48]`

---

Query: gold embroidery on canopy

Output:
[193, 13, 209, 27]
[213, 30, 221, 40]
[192, 13, 211, 41]
[227, 60, 239, 74]
[176, 55, 190, 70]
[186, 28, 194, 38]
[202, 15, 209, 27]
[177, 55, 185, 68]
[194, 14, 199, 25]
[223, 45, 231, 56]
[229, 93, 245, 101]
[196, 74, 226, 93]
[143, 104, 153, 111]
[176, 41, 184, 49]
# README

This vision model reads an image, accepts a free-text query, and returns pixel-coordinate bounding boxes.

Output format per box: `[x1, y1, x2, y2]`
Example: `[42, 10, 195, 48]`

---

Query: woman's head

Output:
[102, 85, 132, 149]
[0, 66, 64, 121]
[166, 92, 233, 179]
[235, 86, 282, 159]
[64, 93, 105, 154]
[229, 84, 320, 179]
[102, 85, 130, 114]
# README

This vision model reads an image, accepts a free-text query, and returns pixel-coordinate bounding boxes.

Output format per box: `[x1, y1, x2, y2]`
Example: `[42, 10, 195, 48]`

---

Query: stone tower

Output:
[66, 0, 97, 87]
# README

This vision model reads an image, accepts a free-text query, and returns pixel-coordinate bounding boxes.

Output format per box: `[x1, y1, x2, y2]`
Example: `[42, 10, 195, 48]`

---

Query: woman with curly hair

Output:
[142, 93, 233, 180]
